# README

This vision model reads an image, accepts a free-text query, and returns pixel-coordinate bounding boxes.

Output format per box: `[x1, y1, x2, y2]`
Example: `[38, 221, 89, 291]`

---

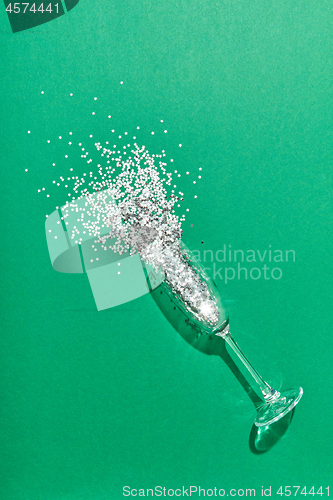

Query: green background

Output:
[1, 0, 332, 498]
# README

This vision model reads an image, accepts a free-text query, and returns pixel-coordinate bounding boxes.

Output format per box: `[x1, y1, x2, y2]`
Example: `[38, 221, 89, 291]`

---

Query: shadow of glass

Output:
[150, 284, 296, 453]
[249, 409, 295, 454]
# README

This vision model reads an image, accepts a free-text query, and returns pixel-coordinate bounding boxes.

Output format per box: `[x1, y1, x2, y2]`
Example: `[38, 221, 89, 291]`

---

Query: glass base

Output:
[254, 387, 303, 427]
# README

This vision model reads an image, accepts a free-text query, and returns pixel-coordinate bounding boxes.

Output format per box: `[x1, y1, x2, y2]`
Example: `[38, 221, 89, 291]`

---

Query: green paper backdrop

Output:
[1, 1, 332, 499]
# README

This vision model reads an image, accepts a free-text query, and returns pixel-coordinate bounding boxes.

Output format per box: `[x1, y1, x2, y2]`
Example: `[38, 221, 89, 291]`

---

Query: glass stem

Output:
[217, 327, 280, 402]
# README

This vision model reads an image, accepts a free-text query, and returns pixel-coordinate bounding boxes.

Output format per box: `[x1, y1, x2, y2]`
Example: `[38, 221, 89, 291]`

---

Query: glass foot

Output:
[255, 387, 303, 427]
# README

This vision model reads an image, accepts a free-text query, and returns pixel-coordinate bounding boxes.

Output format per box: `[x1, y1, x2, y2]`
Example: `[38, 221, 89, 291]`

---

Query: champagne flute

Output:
[142, 239, 303, 427]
